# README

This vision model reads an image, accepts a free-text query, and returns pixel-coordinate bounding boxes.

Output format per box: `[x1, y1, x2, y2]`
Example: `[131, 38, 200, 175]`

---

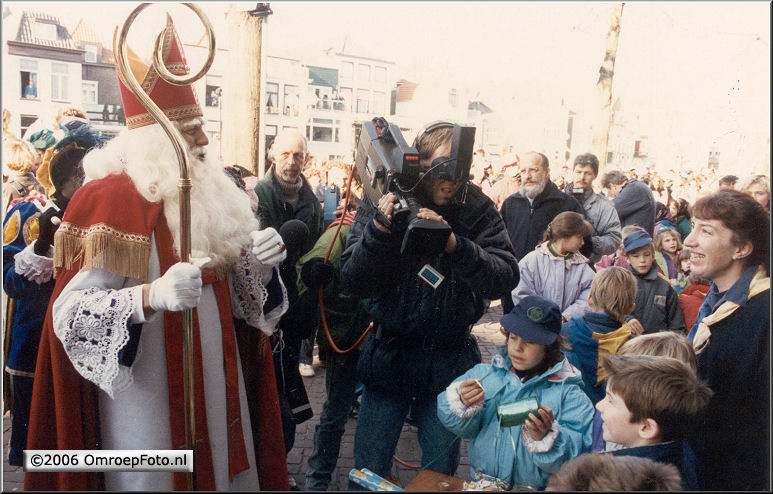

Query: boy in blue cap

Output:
[623, 230, 685, 335]
[437, 295, 594, 490]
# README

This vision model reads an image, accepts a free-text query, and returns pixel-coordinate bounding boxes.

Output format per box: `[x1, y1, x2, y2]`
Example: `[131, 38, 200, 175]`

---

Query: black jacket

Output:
[627, 264, 685, 334]
[500, 180, 585, 262]
[688, 287, 770, 490]
[340, 184, 518, 398]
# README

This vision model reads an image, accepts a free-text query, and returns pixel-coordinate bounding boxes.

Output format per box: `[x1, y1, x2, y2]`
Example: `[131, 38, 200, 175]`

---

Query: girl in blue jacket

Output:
[437, 296, 594, 489]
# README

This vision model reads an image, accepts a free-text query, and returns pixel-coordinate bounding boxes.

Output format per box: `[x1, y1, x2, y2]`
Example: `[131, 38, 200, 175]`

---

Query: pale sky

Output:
[4, 1, 770, 170]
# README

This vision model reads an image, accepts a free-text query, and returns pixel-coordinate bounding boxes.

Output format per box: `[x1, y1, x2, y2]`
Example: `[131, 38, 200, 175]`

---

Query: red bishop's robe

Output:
[25, 172, 290, 491]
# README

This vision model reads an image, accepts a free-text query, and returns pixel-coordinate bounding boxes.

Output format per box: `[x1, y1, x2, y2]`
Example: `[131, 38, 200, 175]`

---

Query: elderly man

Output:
[25, 16, 289, 491]
[253, 129, 323, 472]
[601, 169, 656, 236]
[564, 153, 622, 264]
[499, 151, 585, 312]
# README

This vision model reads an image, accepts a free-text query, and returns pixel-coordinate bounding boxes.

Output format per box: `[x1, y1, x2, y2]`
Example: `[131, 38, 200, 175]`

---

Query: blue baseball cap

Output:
[500, 295, 562, 345]
[623, 230, 653, 254]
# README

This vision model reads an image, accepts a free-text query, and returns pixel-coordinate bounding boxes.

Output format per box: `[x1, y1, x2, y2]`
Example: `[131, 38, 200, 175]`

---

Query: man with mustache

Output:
[253, 130, 323, 484]
[499, 151, 586, 313]
[25, 15, 289, 491]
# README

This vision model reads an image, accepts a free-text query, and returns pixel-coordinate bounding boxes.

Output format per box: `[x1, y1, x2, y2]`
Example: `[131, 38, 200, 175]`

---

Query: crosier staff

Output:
[115, 3, 215, 490]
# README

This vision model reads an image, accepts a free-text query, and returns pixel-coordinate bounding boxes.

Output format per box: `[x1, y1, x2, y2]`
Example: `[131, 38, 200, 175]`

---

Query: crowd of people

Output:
[2, 14, 771, 493]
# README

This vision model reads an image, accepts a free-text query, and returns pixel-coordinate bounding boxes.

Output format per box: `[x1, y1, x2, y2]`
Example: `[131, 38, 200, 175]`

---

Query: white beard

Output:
[522, 179, 547, 200]
[82, 124, 259, 269]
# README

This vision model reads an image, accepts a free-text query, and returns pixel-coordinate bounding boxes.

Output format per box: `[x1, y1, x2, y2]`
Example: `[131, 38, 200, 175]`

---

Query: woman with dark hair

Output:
[669, 197, 691, 240]
[683, 189, 770, 491]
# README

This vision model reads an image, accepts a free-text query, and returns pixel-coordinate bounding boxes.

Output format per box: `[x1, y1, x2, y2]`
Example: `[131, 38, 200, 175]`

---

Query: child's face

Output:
[558, 234, 585, 254]
[504, 331, 547, 372]
[661, 234, 679, 255]
[680, 258, 690, 272]
[595, 386, 644, 447]
[626, 246, 654, 275]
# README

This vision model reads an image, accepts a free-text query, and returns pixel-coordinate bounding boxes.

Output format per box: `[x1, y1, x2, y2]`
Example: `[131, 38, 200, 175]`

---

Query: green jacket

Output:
[253, 168, 323, 255]
[297, 221, 370, 357]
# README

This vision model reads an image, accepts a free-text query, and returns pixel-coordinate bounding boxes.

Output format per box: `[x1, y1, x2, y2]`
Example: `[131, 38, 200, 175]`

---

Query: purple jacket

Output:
[512, 243, 595, 320]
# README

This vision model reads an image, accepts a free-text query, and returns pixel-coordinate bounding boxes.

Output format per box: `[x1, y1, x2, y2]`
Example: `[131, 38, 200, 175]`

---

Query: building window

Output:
[84, 44, 98, 63]
[33, 21, 57, 41]
[266, 82, 279, 113]
[339, 87, 352, 112]
[265, 124, 278, 154]
[82, 80, 98, 104]
[357, 89, 370, 113]
[373, 91, 386, 115]
[206, 75, 221, 107]
[358, 64, 370, 82]
[51, 63, 69, 101]
[448, 88, 457, 108]
[20, 59, 38, 99]
[284, 84, 299, 115]
[20, 115, 37, 137]
[341, 61, 353, 79]
[309, 118, 334, 142]
[375, 66, 386, 83]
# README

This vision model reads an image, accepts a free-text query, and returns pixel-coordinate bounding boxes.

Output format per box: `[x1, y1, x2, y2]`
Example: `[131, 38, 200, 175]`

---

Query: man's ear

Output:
[638, 418, 660, 442]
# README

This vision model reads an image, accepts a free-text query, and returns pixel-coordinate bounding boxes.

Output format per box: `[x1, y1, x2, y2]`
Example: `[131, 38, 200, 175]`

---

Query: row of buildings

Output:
[4, 6, 764, 175]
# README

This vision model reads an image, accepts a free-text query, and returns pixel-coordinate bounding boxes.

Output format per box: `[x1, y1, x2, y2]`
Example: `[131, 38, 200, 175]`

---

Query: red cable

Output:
[317, 163, 372, 354]
[392, 455, 420, 470]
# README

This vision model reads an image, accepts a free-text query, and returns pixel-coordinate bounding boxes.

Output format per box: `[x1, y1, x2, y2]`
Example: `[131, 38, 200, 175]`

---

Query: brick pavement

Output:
[2, 302, 505, 491]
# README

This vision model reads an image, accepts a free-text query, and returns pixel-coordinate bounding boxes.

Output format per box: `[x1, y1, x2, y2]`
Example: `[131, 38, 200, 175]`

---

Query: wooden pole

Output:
[223, 4, 269, 176]
[591, 3, 624, 176]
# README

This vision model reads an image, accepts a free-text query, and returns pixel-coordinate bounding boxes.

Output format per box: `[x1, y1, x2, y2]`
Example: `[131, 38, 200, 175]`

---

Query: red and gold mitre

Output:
[113, 13, 203, 130]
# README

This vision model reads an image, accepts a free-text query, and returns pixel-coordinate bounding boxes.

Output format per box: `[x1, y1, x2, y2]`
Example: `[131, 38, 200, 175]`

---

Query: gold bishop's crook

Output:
[115, 3, 215, 490]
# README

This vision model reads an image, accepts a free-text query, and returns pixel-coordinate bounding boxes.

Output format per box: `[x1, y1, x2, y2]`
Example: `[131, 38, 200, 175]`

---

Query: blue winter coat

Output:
[437, 347, 594, 489]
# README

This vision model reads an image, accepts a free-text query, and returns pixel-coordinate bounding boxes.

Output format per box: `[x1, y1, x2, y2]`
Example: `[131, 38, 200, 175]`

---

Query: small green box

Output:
[497, 397, 540, 427]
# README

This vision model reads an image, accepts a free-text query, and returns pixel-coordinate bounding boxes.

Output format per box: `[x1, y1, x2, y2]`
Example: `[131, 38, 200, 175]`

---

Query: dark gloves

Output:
[34, 208, 63, 256]
[301, 257, 336, 290]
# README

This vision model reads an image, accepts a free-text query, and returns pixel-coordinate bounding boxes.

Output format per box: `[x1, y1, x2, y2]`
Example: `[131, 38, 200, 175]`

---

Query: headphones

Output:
[412, 120, 456, 157]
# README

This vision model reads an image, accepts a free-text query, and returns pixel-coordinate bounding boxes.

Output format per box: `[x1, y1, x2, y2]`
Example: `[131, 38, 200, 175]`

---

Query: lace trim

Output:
[14, 241, 54, 284]
[230, 253, 288, 336]
[52, 287, 135, 398]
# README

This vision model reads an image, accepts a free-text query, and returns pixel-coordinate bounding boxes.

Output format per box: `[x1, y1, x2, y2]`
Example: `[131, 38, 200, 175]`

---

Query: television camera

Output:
[354, 117, 475, 256]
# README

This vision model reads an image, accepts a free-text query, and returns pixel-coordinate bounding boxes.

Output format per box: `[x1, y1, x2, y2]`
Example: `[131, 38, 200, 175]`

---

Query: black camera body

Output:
[354, 117, 475, 256]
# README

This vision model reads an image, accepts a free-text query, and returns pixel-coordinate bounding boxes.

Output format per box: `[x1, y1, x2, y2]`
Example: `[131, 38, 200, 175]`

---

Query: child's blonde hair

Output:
[654, 227, 682, 252]
[3, 138, 37, 173]
[589, 267, 637, 322]
[618, 331, 698, 372]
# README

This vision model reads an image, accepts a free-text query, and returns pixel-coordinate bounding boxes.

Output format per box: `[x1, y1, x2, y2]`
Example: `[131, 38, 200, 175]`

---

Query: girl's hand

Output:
[459, 379, 485, 407]
[525, 405, 554, 441]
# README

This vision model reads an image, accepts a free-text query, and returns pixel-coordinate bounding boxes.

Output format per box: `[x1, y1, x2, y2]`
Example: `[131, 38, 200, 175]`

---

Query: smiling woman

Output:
[682, 189, 770, 491]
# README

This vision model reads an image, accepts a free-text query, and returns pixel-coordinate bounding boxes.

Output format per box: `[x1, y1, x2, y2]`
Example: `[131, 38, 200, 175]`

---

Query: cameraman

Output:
[340, 123, 519, 480]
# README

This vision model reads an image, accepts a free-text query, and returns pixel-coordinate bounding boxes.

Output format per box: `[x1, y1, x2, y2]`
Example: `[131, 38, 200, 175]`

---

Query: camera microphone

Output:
[279, 219, 310, 262]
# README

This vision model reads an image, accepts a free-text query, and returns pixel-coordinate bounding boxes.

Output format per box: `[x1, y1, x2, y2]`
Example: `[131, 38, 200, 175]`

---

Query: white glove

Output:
[250, 228, 287, 267]
[148, 257, 211, 312]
